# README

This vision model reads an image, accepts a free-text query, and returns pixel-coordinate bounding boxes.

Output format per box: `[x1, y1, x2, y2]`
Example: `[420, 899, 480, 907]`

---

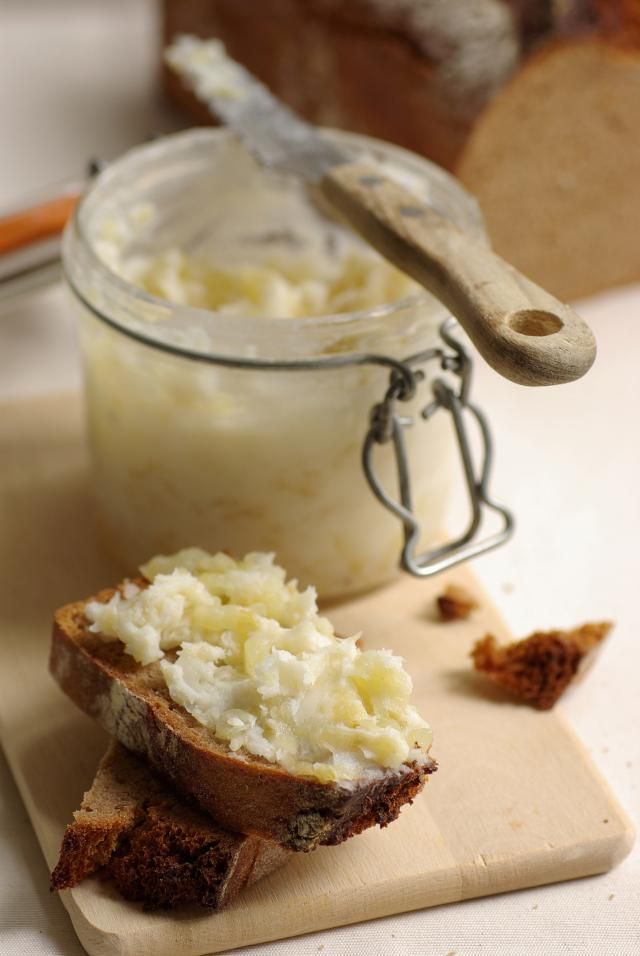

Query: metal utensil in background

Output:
[166, 36, 597, 388]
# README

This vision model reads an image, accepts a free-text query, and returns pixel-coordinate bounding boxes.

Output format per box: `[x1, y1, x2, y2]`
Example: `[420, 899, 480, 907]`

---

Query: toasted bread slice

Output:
[51, 740, 289, 910]
[50, 587, 434, 851]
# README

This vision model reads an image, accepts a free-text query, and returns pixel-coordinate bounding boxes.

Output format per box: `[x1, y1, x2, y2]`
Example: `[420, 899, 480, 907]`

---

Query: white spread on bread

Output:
[85, 549, 432, 784]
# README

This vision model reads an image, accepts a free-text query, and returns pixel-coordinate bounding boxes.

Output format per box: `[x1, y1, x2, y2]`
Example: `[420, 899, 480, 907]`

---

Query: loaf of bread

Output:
[163, 0, 522, 169]
[162, 0, 640, 301]
[51, 740, 289, 910]
[50, 580, 435, 852]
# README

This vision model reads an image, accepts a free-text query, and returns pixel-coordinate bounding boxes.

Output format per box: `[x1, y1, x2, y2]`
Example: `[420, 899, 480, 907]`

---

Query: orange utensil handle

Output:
[0, 194, 79, 256]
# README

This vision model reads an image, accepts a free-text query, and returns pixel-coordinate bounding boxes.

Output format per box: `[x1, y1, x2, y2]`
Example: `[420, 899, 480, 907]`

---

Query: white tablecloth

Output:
[1, 3, 638, 954]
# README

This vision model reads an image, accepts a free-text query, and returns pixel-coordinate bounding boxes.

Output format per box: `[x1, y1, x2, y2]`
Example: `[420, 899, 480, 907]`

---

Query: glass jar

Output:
[63, 128, 493, 599]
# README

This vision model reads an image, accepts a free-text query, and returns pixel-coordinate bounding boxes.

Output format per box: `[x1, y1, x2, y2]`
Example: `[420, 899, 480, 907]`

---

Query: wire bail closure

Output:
[362, 318, 514, 577]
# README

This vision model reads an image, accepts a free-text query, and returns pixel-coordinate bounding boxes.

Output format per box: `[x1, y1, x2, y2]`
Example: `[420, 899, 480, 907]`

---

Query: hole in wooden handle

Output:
[508, 310, 563, 337]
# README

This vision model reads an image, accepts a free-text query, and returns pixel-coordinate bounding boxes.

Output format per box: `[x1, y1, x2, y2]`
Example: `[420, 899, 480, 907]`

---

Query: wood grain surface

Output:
[0, 394, 633, 956]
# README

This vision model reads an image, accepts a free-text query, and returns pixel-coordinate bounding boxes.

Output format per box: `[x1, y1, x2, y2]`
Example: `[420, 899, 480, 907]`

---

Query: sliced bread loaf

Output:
[50, 584, 435, 852]
[51, 740, 289, 910]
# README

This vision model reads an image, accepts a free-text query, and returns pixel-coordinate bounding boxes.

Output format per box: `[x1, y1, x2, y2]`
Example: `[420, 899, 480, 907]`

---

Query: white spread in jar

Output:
[95, 33, 421, 323]
[85, 548, 433, 784]
[115, 247, 419, 319]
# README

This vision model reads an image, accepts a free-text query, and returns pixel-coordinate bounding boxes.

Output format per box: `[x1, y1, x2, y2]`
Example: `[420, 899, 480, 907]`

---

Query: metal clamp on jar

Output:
[362, 316, 513, 577]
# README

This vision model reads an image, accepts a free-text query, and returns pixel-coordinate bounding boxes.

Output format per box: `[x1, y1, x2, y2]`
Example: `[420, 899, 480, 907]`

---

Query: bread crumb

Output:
[437, 584, 478, 621]
[608, 893, 615, 900]
[471, 621, 612, 710]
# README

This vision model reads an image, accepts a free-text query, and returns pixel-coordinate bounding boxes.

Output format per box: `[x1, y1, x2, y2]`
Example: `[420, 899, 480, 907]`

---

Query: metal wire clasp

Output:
[362, 318, 514, 577]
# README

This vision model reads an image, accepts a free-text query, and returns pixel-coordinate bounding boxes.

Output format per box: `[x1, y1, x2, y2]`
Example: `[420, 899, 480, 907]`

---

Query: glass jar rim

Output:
[65, 127, 484, 363]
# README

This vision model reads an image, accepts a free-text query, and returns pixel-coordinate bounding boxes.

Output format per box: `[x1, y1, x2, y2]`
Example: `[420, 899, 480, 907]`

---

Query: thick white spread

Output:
[115, 246, 417, 319]
[165, 35, 249, 103]
[85, 549, 433, 784]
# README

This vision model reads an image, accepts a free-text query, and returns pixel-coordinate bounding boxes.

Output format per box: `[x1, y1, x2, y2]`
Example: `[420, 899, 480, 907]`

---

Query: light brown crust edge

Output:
[51, 819, 125, 890]
[50, 594, 435, 851]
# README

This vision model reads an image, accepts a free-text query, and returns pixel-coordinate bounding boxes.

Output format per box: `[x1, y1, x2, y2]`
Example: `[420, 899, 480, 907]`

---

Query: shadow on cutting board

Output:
[441, 668, 518, 706]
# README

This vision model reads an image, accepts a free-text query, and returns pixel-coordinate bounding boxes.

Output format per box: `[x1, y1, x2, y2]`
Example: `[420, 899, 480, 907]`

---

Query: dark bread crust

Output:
[471, 621, 612, 710]
[50, 587, 435, 851]
[51, 742, 289, 909]
[436, 584, 478, 622]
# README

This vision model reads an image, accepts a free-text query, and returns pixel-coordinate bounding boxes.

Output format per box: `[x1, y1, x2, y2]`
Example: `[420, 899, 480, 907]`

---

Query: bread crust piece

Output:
[51, 741, 289, 910]
[50, 587, 435, 852]
[471, 621, 612, 710]
[436, 584, 478, 622]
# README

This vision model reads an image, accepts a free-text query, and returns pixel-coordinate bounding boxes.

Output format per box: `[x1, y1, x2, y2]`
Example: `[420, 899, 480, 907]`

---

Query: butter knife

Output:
[166, 36, 596, 387]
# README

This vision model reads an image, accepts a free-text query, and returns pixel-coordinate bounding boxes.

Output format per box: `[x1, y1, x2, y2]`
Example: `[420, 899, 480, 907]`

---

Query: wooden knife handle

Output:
[320, 160, 596, 387]
[0, 194, 79, 256]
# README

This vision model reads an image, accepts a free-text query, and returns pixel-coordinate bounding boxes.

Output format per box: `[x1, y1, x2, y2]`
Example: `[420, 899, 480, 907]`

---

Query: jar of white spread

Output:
[63, 128, 509, 598]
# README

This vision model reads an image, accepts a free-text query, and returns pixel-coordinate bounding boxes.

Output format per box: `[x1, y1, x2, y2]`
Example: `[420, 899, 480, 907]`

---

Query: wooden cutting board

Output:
[0, 393, 633, 956]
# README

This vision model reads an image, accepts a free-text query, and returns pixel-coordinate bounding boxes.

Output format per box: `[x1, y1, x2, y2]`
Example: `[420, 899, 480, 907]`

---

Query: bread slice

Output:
[50, 586, 435, 852]
[51, 740, 290, 910]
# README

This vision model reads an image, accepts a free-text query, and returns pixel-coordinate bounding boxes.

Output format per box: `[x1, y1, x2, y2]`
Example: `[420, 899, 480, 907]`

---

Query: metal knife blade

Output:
[165, 36, 349, 182]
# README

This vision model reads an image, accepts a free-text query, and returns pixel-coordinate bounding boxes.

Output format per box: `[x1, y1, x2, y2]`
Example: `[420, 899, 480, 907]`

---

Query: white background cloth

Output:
[1, 2, 638, 954]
